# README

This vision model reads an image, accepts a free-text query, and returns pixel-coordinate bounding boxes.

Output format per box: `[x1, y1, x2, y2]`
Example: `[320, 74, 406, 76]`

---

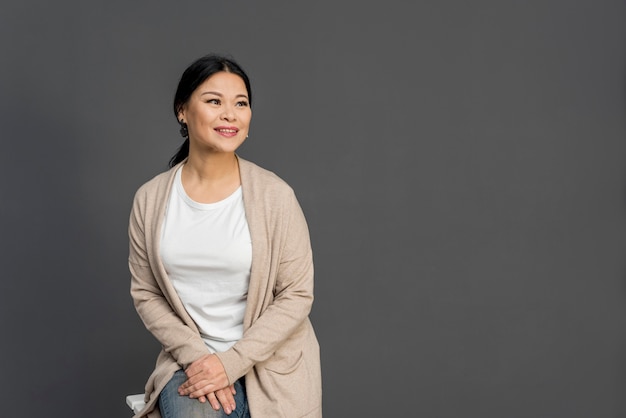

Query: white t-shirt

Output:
[160, 166, 252, 353]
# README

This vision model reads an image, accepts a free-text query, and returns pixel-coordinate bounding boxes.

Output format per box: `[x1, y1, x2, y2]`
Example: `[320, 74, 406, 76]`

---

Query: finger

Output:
[215, 389, 236, 415]
[188, 382, 220, 399]
[178, 381, 191, 395]
[230, 384, 237, 395]
[207, 392, 221, 411]
[178, 377, 209, 395]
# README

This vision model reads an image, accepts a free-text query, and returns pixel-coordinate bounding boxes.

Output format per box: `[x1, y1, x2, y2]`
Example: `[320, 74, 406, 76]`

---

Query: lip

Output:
[214, 126, 239, 138]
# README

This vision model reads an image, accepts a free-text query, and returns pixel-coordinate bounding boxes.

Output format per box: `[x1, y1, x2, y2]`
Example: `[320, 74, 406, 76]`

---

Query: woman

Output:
[128, 54, 322, 418]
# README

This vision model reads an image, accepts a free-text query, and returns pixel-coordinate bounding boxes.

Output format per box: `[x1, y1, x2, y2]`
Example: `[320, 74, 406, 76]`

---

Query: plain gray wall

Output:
[1, 1, 625, 416]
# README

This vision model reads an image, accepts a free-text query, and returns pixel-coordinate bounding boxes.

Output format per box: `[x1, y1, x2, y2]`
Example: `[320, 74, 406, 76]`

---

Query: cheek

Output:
[243, 113, 252, 127]
[190, 110, 215, 126]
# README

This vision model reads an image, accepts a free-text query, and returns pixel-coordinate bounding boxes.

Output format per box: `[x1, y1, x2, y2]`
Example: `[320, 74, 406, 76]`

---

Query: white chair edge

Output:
[126, 393, 146, 414]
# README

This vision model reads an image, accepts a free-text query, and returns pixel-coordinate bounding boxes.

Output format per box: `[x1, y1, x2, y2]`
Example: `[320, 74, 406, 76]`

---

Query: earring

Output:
[178, 120, 189, 139]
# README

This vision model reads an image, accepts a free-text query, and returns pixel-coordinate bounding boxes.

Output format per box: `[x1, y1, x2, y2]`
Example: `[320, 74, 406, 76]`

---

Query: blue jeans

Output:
[158, 370, 250, 418]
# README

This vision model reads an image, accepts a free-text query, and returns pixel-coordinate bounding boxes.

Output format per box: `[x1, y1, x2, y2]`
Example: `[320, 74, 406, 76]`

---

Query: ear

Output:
[176, 104, 187, 123]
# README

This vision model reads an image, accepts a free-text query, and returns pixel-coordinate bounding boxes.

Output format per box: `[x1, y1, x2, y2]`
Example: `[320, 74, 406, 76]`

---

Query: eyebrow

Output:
[200, 91, 249, 99]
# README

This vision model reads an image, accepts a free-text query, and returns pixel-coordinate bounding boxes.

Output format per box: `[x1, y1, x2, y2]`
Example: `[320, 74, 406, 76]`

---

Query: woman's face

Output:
[179, 71, 251, 155]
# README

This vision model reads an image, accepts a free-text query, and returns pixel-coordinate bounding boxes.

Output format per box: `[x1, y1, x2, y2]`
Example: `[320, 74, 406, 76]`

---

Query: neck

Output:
[184, 151, 239, 183]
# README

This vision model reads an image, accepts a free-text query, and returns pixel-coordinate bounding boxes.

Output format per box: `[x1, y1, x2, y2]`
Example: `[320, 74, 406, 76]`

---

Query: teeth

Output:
[218, 129, 237, 133]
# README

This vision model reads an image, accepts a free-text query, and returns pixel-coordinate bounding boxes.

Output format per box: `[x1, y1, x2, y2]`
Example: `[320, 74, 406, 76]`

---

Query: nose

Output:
[220, 104, 236, 121]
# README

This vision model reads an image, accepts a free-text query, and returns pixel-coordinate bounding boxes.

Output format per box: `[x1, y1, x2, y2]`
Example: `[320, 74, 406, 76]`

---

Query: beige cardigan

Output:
[129, 157, 322, 417]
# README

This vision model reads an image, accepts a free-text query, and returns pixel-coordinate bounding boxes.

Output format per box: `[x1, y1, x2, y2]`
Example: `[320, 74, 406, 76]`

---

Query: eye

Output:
[236, 100, 249, 107]
[206, 98, 220, 105]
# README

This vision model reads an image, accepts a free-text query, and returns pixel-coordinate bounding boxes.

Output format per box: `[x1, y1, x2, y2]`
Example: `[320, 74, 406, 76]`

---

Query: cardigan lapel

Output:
[148, 160, 202, 334]
[238, 157, 273, 329]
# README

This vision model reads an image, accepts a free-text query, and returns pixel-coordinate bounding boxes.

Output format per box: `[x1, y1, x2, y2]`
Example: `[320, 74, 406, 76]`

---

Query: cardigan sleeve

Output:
[215, 189, 315, 381]
[128, 187, 209, 368]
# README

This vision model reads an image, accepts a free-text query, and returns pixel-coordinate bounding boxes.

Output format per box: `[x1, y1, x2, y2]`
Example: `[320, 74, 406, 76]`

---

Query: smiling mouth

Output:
[215, 128, 238, 133]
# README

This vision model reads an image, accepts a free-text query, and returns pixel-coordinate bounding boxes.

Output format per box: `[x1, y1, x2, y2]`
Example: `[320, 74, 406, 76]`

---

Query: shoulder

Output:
[131, 165, 178, 207]
[239, 157, 295, 197]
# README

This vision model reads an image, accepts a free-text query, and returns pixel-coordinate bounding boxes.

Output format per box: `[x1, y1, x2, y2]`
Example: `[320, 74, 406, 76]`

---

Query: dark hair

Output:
[169, 54, 252, 167]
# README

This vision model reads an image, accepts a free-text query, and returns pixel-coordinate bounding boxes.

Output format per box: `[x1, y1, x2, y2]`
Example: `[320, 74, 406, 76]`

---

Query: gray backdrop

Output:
[1, 1, 625, 417]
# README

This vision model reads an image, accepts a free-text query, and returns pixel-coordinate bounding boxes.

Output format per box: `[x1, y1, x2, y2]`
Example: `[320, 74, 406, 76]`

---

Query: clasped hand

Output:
[178, 354, 236, 414]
